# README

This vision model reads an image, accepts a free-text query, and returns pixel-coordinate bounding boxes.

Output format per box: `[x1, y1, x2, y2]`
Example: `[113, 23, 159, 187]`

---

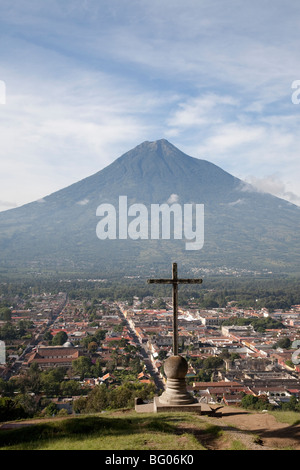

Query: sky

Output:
[1, 0, 300, 212]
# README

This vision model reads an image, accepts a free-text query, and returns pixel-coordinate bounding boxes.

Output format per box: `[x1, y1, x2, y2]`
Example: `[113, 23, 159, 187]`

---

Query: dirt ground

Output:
[204, 406, 300, 450]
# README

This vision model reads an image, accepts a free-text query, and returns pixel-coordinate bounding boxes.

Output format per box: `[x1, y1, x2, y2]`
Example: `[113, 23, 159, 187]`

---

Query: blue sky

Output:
[1, 0, 300, 211]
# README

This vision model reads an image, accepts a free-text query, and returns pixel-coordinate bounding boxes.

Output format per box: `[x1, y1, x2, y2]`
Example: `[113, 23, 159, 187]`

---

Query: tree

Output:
[44, 402, 58, 417]
[0, 322, 17, 340]
[196, 369, 211, 382]
[41, 368, 65, 396]
[72, 356, 92, 380]
[110, 384, 134, 409]
[129, 357, 143, 374]
[158, 350, 168, 361]
[73, 396, 87, 414]
[203, 298, 219, 309]
[94, 329, 107, 341]
[241, 394, 267, 410]
[0, 397, 27, 421]
[91, 358, 103, 378]
[85, 384, 109, 412]
[44, 331, 53, 342]
[286, 395, 300, 411]
[276, 338, 291, 349]
[135, 382, 155, 401]
[0, 378, 7, 395]
[203, 356, 224, 370]
[241, 394, 259, 409]
[60, 380, 81, 396]
[0, 307, 11, 321]
[88, 341, 98, 353]
[52, 331, 68, 346]
[26, 362, 42, 394]
[153, 298, 166, 309]
[219, 349, 230, 359]
[230, 353, 241, 361]
[14, 393, 39, 418]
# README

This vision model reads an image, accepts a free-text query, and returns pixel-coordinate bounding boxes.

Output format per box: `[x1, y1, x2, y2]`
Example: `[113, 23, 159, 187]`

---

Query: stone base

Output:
[158, 377, 195, 406]
[135, 398, 222, 417]
[153, 396, 202, 414]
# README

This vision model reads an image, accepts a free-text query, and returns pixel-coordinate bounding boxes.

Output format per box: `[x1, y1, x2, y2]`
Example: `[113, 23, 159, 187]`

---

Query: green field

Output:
[0, 411, 221, 451]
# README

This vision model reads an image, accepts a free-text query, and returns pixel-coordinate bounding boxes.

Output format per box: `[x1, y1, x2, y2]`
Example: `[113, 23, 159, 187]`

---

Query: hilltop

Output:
[1, 407, 300, 450]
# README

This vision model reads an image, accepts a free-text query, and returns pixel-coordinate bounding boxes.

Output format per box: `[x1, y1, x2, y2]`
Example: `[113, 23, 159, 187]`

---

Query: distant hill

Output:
[0, 139, 300, 277]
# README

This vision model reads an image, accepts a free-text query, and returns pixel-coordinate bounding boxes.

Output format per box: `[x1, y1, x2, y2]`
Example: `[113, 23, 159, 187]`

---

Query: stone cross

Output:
[147, 262, 202, 355]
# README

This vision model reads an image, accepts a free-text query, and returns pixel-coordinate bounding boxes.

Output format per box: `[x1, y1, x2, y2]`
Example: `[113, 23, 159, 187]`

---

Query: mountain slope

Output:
[0, 139, 299, 277]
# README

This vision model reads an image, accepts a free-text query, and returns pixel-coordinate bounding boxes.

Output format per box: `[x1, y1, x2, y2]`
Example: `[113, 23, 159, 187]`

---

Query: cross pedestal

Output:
[158, 355, 195, 405]
[147, 262, 203, 409]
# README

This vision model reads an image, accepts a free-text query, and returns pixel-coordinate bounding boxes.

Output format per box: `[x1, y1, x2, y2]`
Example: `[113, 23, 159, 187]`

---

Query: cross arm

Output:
[147, 279, 202, 284]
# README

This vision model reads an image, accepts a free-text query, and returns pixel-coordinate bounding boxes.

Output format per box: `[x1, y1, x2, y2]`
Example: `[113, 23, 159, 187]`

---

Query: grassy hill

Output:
[2, 407, 299, 451]
[0, 410, 253, 451]
[0, 412, 207, 451]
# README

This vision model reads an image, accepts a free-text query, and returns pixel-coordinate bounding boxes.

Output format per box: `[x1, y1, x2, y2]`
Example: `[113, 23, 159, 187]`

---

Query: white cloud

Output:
[1, 0, 300, 211]
[167, 194, 180, 204]
[0, 68, 166, 209]
[245, 175, 300, 206]
[200, 123, 266, 154]
[0, 200, 18, 212]
[76, 199, 89, 206]
[167, 94, 238, 132]
[227, 199, 244, 206]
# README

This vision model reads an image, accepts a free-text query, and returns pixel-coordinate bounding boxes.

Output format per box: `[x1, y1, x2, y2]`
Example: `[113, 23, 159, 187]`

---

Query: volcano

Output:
[0, 139, 299, 277]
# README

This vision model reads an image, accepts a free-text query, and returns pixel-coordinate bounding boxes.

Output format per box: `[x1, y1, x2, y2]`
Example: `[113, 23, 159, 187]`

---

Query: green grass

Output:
[269, 410, 300, 426]
[0, 412, 212, 451]
[228, 440, 248, 450]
